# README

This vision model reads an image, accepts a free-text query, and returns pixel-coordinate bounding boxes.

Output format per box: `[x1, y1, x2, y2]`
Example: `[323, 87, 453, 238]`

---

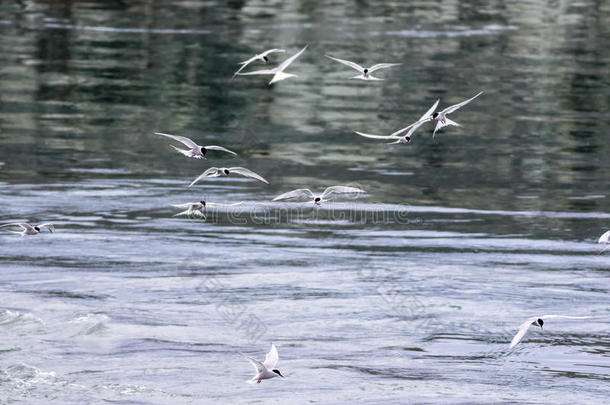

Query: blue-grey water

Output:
[1, 1, 609, 404]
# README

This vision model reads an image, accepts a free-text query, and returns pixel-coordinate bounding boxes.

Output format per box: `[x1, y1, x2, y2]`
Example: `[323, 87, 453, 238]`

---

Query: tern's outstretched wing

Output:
[273, 188, 315, 201]
[261, 48, 286, 57]
[236, 69, 277, 76]
[540, 315, 592, 321]
[230, 167, 269, 184]
[598, 231, 610, 244]
[189, 167, 219, 188]
[277, 45, 308, 72]
[326, 55, 364, 73]
[263, 343, 279, 370]
[354, 131, 399, 140]
[38, 223, 55, 233]
[368, 63, 401, 73]
[204, 145, 237, 156]
[441, 91, 483, 115]
[509, 316, 538, 349]
[244, 355, 266, 374]
[155, 132, 198, 148]
[321, 186, 365, 200]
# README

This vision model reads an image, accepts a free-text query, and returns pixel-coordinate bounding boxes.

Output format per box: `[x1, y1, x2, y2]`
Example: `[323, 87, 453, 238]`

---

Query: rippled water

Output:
[1, 0, 609, 403]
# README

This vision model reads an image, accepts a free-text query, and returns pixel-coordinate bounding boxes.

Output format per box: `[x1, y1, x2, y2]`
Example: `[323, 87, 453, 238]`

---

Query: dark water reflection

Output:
[0, 0, 609, 404]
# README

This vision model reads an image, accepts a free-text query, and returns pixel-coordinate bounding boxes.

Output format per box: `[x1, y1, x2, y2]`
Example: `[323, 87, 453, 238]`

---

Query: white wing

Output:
[38, 223, 55, 233]
[440, 91, 483, 115]
[418, 99, 440, 123]
[354, 131, 399, 140]
[261, 48, 286, 57]
[598, 231, 610, 244]
[540, 315, 592, 321]
[244, 355, 266, 374]
[509, 316, 538, 349]
[188, 167, 220, 188]
[263, 343, 279, 369]
[0, 222, 27, 229]
[206, 202, 243, 208]
[204, 145, 237, 156]
[277, 45, 308, 72]
[173, 209, 204, 217]
[234, 57, 257, 77]
[273, 188, 315, 201]
[321, 186, 365, 200]
[432, 117, 461, 137]
[170, 145, 195, 157]
[368, 63, 401, 73]
[236, 69, 277, 76]
[230, 167, 269, 184]
[326, 55, 364, 73]
[155, 132, 198, 148]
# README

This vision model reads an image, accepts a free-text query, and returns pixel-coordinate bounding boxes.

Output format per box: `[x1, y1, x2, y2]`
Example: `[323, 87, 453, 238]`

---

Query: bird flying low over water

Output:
[421, 92, 483, 137]
[326, 55, 401, 81]
[508, 315, 592, 349]
[355, 99, 440, 144]
[0, 222, 55, 236]
[171, 201, 243, 218]
[273, 186, 366, 205]
[236, 45, 308, 85]
[233, 49, 286, 78]
[598, 230, 610, 254]
[243, 343, 284, 384]
[156, 132, 237, 160]
[189, 167, 269, 187]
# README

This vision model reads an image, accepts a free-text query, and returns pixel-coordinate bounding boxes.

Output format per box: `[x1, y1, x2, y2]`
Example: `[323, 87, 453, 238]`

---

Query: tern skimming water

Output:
[236, 45, 308, 85]
[243, 343, 284, 384]
[171, 201, 243, 218]
[233, 49, 286, 78]
[273, 186, 365, 205]
[0, 222, 55, 236]
[326, 55, 400, 81]
[189, 167, 269, 187]
[155, 132, 236, 160]
[420, 92, 483, 137]
[355, 99, 440, 144]
[508, 315, 592, 349]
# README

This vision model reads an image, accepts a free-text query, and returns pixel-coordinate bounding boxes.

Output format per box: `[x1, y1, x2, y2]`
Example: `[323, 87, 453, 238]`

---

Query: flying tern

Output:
[326, 55, 400, 81]
[419, 92, 483, 137]
[598, 230, 610, 254]
[236, 45, 308, 85]
[0, 222, 55, 236]
[171, 200, 243, 218]
[233, 49, 286, 78]
[189, 167, 269, 187]
[273, 186, 365, 205]
[155, 132, 236, 160]
[243, 343, 284, 384]
[355, 99, 440, 144]
[508, 314, 592, 349]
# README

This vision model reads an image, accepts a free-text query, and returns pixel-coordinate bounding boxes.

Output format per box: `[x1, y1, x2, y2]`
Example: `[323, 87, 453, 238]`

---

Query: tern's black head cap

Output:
[263, 55, 269, 62]
[538, 318, 544, 327]
[363, 68, 368, 74]
[200, 201, 206, 206]
[224, 169, 230, 175]
[34, 226, 40, 231]
[314, 197, 321, 202]
[432, 112, 439, 119]
[272, 369, 283, 377]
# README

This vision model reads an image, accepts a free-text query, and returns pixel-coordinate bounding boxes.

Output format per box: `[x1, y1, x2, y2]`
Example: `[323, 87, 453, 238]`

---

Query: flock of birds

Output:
[1, 45, 608, 384]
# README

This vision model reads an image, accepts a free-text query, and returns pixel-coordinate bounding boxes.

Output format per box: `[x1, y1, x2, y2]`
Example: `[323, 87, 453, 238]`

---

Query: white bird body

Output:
[273, 186, 365, 205]
[0, 222, 55, 236]
[509, 314, 592, 349]
[244, 343, 283, 384]
[155, 132, 237, 160]
[236, 45, 308, 85]
[233, 48, 286, 78]
[355, 99, 440, 144]
[598, 230, 610, 254]
[189, 167, 269, 187]
[326, 55, 400, 81]
[421, 92, 483, 137]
